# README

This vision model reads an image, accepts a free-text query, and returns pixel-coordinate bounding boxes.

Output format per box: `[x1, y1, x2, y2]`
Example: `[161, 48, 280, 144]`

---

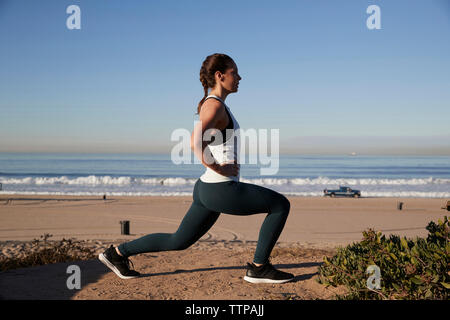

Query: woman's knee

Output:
[270, 193, 290, 215]
[281, 194, 291, 213]
[168, 234, 192, 251]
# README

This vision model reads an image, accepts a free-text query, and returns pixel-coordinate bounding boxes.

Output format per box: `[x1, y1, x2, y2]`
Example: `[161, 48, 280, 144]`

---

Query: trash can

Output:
[120, 220, 130, 235]
[397, 202, 403, 210]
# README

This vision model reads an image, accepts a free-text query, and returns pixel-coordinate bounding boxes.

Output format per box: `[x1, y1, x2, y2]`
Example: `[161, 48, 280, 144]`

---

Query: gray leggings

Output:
[118, 179, 290, 264]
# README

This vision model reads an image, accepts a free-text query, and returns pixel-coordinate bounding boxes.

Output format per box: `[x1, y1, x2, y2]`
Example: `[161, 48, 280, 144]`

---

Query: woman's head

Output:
[197, 53, 241, 114]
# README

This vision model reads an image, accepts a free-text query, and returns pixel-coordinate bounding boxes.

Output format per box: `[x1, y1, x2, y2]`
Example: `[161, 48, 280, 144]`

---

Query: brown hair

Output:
[197, 53, 235, 115]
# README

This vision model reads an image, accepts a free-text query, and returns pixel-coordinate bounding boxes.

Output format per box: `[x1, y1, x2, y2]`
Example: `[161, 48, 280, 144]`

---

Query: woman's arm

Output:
[191, 100, 239, 177]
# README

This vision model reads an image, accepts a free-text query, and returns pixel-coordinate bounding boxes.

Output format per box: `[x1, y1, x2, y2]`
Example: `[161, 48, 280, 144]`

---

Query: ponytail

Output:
[197, 79, 209, 115]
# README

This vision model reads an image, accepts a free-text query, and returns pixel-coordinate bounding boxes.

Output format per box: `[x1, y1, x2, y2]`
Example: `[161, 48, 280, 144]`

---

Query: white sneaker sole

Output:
[243, 275, 294, 284]
[98, 253, 139, 280]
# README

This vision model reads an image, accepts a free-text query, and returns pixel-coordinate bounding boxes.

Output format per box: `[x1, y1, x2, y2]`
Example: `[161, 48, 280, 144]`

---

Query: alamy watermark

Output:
[171, 123, 280, 176]
[366, 265, 382, 290]
[66, 5, 81, 30]
[66, 264, 81, 290]
[366, 4, 381, 30]
[64, 5, 381, 31]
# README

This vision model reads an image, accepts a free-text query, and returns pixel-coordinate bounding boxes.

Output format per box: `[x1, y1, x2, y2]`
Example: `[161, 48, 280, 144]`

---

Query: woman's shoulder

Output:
[200, 98, 226, 116]
[199, 98, 228, 128]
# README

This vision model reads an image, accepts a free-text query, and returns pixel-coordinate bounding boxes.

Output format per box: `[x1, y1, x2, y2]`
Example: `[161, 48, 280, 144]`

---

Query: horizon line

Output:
[1, 151, 450, 156]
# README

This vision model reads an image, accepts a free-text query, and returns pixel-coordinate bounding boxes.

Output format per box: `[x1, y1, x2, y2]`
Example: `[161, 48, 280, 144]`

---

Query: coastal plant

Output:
[316, 216, 449, 300]
[0, 233, 96, 271]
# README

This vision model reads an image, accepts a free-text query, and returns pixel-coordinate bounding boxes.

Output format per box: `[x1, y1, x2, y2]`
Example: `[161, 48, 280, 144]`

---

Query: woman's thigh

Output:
[197, 180, 287, 215]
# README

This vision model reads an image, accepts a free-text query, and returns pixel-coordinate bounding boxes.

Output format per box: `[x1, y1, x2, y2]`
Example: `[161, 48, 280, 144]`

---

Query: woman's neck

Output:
[209, 88, 229, 102]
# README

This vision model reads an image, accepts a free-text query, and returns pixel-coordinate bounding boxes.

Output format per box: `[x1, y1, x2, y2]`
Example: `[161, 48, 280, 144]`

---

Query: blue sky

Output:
[1, 0, 449, 155]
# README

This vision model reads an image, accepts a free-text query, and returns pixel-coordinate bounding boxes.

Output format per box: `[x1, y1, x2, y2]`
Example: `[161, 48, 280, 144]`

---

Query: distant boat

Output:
[350, 152, 357, 156]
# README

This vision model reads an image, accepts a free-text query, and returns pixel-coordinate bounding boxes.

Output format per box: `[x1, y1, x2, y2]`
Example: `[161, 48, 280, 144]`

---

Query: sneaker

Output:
[98, 245, 141, 279]
[243, 262, 294, 284]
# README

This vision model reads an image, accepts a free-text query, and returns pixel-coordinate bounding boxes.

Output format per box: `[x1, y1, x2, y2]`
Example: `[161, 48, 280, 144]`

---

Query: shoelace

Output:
[260, 261, 287, 275]
[264, 263, 278, 274]
[123, 257, 136, 271]
[110, 246, 135, 271]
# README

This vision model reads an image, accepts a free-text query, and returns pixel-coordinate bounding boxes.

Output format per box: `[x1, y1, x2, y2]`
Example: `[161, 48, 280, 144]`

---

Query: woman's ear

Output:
[215, 70, 224, 82]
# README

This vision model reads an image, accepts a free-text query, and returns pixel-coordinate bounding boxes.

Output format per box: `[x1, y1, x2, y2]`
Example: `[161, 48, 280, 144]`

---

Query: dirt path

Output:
[0, 241, 345, 300]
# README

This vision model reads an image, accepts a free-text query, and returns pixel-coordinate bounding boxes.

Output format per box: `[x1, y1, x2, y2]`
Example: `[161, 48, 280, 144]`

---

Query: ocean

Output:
[0, 153, 449, 198]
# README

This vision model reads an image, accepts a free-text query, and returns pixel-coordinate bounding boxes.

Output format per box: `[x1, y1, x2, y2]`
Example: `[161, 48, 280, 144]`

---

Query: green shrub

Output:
[0, 234, 96, 271]
[317, 216, 449, 300]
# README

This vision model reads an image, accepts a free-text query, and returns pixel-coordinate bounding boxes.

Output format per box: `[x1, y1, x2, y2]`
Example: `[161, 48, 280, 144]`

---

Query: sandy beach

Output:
[0, 195, 448, 300]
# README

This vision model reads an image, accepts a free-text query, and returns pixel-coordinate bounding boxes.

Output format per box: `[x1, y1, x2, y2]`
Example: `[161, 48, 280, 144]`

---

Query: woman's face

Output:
[218, 62, 242, 92]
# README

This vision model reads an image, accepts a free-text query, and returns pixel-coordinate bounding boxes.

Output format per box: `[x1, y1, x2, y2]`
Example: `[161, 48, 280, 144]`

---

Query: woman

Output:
[99, 53, 294, 284]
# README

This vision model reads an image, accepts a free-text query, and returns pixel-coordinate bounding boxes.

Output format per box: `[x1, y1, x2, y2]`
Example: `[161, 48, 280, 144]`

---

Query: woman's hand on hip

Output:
[213, 162, 240, 177]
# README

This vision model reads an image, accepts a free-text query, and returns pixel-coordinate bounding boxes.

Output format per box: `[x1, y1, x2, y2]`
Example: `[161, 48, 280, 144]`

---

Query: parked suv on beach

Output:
[323, 186, 361, 198]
